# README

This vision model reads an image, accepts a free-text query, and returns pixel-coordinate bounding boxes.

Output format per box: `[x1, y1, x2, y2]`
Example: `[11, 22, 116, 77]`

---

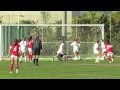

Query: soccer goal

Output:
[0, 24, 104, 61]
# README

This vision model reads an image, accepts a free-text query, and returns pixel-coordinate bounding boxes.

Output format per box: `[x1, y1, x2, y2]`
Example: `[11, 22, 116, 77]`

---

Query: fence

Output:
[0, 24, 104, 59]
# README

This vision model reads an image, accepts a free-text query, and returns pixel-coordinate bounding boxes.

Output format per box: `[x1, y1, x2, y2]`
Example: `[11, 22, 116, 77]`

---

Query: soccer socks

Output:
[95, 57, 100, 63]
[33, 59, 38, 66]
[16, 64, 19, 73]
[36, 59, 38, 65]
[10, 64, 19, 73]
[33, 59, 36, 65]
[29, 55, 32, 62]
[108, 56, 112, 63]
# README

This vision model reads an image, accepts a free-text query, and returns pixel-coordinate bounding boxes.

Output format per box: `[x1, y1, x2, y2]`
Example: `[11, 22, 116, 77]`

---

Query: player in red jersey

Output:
[8, 38, 21, 73]
[28, 36, 33, 62]
[105, 40, 114, 63]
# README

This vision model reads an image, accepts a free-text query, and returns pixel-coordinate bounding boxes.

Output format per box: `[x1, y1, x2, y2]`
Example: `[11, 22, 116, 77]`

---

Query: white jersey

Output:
[93, 43, 99, 54]
[101, 41, 105, 49]
[57, 43, 65, 54]
[101, 41, 106, 52]
[71, 41, 80, 53]
[19, 40, 27, 52]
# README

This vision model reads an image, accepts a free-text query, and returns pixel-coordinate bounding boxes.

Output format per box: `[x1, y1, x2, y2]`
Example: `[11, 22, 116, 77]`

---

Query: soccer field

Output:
[0, 57, 120, 79]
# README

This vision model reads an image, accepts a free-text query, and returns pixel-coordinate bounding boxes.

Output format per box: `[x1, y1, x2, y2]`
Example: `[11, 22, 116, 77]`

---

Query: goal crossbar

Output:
[0, 24, 104, 27]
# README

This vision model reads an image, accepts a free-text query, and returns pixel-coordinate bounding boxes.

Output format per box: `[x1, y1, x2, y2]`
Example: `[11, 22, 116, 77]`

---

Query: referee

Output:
[33, 36, 42, 66]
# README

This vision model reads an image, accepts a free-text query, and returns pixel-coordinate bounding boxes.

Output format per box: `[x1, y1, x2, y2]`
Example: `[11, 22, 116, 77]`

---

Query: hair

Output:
[106, 40, 110, 44]
[36, 36, 39, 39]
[29, 36, 32, 41]
[96, 39, 99, 43]
[12, 38, 18, 51]
[75, 38, 77, 41]
[13, 38, 17, 43]
[22, 37, 26, 41]
[18, 39, 21, 42]
[101, 39, 104, 42]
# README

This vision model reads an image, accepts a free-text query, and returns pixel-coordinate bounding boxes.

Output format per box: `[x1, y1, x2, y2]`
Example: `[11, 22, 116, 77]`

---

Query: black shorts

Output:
[33, 48, 40, 55]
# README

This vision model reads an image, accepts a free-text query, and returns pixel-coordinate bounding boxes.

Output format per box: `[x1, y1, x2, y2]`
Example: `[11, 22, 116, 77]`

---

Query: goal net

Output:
[0, 24, 104, 60]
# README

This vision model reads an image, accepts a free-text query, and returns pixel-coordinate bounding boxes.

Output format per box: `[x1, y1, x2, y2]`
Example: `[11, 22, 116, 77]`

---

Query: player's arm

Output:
[70, 42, 74, 46]
[19, 46, 21, 55]
[111, 45, 113, 48]
[78, 43, 80, 47]
[8, 46, 11, 57]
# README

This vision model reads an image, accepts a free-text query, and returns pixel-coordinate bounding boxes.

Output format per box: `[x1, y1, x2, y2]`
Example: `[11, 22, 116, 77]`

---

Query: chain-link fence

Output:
[2, 24, 104, 59]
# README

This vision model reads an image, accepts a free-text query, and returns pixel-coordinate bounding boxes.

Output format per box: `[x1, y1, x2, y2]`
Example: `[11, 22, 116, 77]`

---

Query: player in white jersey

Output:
[70, 39, 81, 60]
[53, 40, 65, 61]
[100, 39, 107, 60]
[93, 40, 101, 63]
[19, 37, 28, 63]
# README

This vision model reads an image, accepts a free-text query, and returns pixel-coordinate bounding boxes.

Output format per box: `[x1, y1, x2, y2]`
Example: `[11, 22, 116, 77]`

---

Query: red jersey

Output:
[10, 43, 20, 56]
[105, 43, 113, 53]
[28, 39, 33, 48]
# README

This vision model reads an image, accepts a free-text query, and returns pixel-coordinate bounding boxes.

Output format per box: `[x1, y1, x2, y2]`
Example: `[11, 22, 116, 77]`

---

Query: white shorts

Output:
[21, 47, 26, 53]
[107, 52, 113, 57]
[57, 50, 64, 54]
[28, 48, 32, 52]
[73, 49, 79, 53]
[102, 48, 106, 52]
[11, 55, 19, 60]
[94, 50, 99, 54]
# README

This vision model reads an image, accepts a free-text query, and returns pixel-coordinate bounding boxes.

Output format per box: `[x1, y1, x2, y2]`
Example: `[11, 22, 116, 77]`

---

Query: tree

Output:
[0, 16, 3, 23]
[19, 20, 37, 24]
[41, 11, 51, 24]
[109, 11, 120, 55]
[54, 20, 62, 41]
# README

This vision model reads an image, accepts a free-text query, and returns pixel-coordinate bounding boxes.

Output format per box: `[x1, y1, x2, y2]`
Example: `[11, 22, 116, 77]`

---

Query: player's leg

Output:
[19, 52, 23, 63]
[95, 51, 101, 63]
[30, 51, 33, 62]
[35, 55, 39, 65]
[10, 55, 14, 73]
[28, 48, 30, 61]
[35, 49, 40, 65]
[107, 53, 112, 63]
[24, 52, 27, 63]
[110, 52, 114, 62]
[15, 56, 19, 73]
[28, 48, 33, 62]
[33, 48, 36, 65]
[73, 51, 78, 60]
[102, 49, 107, 60]
[33, 55, 36, 65]
[56, 53, 61, 60]
[22, 52, 27, 63]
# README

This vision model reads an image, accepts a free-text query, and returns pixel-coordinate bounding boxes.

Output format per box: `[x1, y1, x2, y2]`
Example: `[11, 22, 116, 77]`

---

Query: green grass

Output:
[0, 58, 120, 79]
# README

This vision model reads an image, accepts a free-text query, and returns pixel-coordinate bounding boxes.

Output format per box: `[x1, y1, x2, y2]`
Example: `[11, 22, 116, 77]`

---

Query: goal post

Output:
[0, 25, 3, 61]
[0, 24, 104, 60]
